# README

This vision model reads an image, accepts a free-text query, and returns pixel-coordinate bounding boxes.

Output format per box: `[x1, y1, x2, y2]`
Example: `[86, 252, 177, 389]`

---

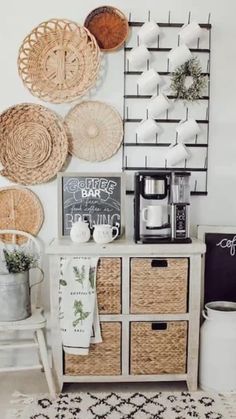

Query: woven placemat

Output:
[65, 101, 123, 162]
[84, 6, 129, 51]
[18, 19, 101, 103]
[0, 103, 68, 185]
[0, 186, 44, 244]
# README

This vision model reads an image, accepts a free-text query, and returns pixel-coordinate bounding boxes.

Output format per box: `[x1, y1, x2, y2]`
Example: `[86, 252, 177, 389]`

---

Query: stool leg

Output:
[36, 329, 56, 399]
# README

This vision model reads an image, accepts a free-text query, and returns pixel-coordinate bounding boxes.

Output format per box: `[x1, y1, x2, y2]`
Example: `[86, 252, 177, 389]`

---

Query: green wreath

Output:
[170, 57, 207, 102]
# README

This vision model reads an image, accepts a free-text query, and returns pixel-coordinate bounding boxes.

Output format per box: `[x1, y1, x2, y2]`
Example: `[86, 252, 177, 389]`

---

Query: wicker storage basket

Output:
[130, 321, 187, 375]
[64, 322, 121, 376]
[130, 258, 188, 314]
[97, 258, 121, 314]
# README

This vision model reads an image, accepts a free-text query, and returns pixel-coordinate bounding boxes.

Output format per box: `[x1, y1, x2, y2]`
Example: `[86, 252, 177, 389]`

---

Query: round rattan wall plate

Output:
[0, 103, 68, 185]
[0, 186, 44, 244]
[84, 6, 129, 51]
[18, 19, 101, 103]
[65, 101, 123, 162]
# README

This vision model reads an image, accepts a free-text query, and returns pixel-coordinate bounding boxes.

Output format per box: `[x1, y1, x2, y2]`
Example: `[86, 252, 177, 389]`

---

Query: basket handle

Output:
[151, 259, 168, 268]
[152, 322, 167, 330]
[30, 267, 44, 289]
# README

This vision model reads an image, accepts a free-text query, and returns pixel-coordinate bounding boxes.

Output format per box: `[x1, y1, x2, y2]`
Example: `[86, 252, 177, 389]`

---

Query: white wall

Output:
[0, 0, 236, 365]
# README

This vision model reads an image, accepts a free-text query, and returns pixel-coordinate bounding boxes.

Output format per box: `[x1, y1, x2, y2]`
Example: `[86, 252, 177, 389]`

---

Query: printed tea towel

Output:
[59, 256, 102, 355]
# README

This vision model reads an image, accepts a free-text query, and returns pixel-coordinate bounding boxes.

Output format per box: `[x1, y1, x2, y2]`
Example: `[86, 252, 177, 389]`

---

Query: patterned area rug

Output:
[8, 391, 236, 419]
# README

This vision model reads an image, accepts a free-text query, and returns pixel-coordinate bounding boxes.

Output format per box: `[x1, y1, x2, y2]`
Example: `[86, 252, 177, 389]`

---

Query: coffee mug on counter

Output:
[129, 45, 150, 68]
[176, 119, 200, 142]
[179, 22, 202, 45]
[93, 224, 119, 244]
[165, 142, 190, 167]
[138, 20, 160, 44]
[136, 118, 160, 141]
[168, 44, 192, 70]
[148, 93, 171, 118]
[137, 69, 161, 94]
[142, 205, 164, 228]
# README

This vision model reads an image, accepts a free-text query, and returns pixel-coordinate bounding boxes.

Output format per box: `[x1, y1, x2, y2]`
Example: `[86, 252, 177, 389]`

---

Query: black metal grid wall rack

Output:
[123, 12, 212, 196]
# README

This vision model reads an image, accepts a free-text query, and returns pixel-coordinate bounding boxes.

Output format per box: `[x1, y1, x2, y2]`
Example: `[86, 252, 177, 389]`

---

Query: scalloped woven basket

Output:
[0, 103, 68, 185]
[0, 186, 44, 244]
[65, 101, 123, 162]
[18, 19, 101, 103]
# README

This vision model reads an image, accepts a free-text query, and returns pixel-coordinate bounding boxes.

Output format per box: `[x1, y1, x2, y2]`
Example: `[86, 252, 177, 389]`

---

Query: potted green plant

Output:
[0, 248, 42, 321]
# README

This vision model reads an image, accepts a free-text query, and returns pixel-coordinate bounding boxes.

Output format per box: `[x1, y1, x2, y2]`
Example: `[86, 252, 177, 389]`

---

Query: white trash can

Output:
[199, 301, 236, 392]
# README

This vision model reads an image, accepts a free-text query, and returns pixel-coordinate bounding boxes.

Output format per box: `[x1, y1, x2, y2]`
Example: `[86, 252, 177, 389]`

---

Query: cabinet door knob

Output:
[151, 259, 168, 268]
[151, 322, 167, 330]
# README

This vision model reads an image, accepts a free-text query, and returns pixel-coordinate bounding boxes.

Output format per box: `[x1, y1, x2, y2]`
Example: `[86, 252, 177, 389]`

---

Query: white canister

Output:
[199, 301, 236, 392]
[70, 220, 91, 243]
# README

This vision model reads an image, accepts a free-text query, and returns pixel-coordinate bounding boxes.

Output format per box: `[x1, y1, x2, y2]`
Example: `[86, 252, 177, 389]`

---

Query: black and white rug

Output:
[8, 391, 236, 419]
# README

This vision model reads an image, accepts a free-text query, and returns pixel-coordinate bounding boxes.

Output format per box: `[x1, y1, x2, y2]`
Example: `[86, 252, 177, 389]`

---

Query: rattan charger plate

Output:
[0, 103, 68, 185]
[18, 19, 101, 103]
[0, 186, 44, 244]
[65, 101, 123, 162]
[84, 6, 129, 51]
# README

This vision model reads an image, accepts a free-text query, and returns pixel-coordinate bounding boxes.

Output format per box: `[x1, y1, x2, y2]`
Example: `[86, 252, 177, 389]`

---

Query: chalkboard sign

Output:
[198, 226, 236, 304]
[58, 173, 124, 237]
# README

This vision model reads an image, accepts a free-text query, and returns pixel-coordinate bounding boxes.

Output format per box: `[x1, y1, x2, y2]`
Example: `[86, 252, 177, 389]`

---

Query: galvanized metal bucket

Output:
[0, 271, 31, 321]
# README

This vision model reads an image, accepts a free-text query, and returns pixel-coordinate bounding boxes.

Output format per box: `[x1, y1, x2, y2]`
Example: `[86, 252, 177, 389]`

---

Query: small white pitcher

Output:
[93, 224, 119, 244]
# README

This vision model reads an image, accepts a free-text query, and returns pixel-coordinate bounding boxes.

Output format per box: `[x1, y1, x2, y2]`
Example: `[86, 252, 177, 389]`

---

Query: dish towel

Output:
[59, 256, 102, 355]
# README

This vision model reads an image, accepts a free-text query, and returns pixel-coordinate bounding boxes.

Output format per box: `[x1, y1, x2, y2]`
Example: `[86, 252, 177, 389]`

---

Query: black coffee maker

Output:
[134, 171, 191, 244]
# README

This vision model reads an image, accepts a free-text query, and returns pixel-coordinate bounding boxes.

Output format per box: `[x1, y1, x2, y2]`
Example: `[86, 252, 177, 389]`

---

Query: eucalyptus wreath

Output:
[170, 57, 207, 102]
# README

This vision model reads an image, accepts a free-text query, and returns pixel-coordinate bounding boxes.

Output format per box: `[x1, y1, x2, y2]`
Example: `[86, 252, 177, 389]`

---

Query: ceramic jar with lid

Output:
[70, 220, 91, 243]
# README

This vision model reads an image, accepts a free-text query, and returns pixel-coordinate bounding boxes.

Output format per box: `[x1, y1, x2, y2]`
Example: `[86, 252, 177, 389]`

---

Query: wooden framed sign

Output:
[58, 172, 125, 238]
[198, 225, 236, 305]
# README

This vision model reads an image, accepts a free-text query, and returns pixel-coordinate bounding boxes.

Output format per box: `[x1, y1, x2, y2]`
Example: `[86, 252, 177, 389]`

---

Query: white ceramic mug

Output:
[168, 44, 192, 70]
[142, 205, 163, 228]
[148, 93, 171, 118]
[136, 118, 160, 141]
[179, 22, 202, 45]
[166, 142, 190, 166]
[138, 20, 160, 44]
[93, 224, 119, 244]
[137, 69, 161, 94]
[129, 45, 150, 68]
[176, 119, 200, 142]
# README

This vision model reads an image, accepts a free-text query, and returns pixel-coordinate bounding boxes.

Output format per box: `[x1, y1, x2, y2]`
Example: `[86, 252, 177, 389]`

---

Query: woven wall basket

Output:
[84, 6, 129, 51]
[65, 101, 123, 162]
[18, 19, 101, 103]
[0, 186, 44, 244]
[0, 103, 68, 185]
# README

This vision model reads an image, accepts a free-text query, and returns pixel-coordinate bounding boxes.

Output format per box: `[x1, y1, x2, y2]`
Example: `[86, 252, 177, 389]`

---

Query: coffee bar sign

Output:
[58, 173, 124, 237]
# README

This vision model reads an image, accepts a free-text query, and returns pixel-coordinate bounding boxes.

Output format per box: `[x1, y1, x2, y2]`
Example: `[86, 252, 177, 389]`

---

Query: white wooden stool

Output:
[0, 229, 56, 398]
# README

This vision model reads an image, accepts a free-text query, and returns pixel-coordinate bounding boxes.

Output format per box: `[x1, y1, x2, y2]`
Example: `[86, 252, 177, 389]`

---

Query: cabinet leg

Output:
[187, 376, 198, 392]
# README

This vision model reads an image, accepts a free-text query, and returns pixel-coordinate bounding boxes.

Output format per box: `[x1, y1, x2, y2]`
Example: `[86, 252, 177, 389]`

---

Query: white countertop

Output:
[46, 237, 206, 256]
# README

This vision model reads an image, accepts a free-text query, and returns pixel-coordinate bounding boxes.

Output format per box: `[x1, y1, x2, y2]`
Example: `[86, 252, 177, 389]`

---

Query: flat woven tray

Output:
[65, 101, 123, 162]
[84, 6, 129, 51]
[0, 103, 68, 185]
[18, 19, 101, 103]
[0, 186, 44, 244]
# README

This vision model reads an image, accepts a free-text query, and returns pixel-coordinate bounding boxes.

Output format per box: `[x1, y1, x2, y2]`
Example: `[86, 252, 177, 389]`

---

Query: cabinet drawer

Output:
[97, 258, 121, 314]
[64, 322, 121, 376]
[130, 258, 188, 314]
[130, 321, 187, 375]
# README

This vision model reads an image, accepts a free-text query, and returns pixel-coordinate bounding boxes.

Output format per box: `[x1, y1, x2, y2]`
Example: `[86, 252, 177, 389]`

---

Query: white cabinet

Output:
[46, 238, 205, 391]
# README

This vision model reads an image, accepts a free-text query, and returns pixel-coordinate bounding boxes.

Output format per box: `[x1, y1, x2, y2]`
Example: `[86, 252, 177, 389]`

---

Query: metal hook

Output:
[177, 35, 180, 47]
[126, 106, 129, 119]
[148, 10, 151, 22]
[208, 13, 211, 24]
[137, 35, 140, 47]
[194, 179, 197, 191]
[188, 11, 191, 24]
[168, 11, 171, 24]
